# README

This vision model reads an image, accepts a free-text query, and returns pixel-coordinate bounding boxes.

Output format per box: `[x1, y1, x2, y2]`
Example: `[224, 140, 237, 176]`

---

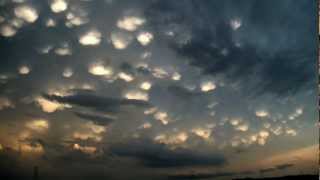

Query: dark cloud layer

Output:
[111, 139, 226, 168]
[43, 93, 151, 112]
[74, 112, 115, 126]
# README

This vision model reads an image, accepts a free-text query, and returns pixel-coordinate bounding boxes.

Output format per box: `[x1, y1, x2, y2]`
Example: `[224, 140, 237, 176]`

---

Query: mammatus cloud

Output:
[14, 5, 38, 23]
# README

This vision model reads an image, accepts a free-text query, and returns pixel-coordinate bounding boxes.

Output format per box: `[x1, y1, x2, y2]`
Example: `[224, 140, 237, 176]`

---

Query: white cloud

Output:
[50, 0, 68, 13]
[171, 72, 181, 81]
[144, 107, 157, 115]
[200, 81, 216, 92]
[88, 63, 113, 77]
[79, 30, 101, 46]
[191, 127, 211, 140]
[154, 111, 170, 125]
[0, 24, 17, 37]
[63, 68, 73, 78]
[255, 110, 269, 117]
[117, 16, 145, 31]
[110, 31, 133, 50]
[124, 90, 148, 101]
[36, 97, 65, 113]
[137, 31, 153, 46]
[140, 81, 152, 91]
[152, 67, 169, 79]
[230, 19, 241, 30]
[235, 124, 249, 132]
[18, 65, 31, 75]
[118, 72, 134, 82]
[14, 5, 38, 23]
[230, 118, 241, 126]
[259, 130, 269, 138]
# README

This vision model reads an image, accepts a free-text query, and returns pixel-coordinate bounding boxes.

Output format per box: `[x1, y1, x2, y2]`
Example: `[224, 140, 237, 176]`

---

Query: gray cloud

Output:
[43, 93, 151, 112]
[74, 112, 115, 126]
[111, 139, 226, 168]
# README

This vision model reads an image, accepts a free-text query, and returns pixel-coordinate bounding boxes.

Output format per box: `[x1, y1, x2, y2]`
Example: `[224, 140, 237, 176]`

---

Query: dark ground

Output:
[234, 175, 318, 180]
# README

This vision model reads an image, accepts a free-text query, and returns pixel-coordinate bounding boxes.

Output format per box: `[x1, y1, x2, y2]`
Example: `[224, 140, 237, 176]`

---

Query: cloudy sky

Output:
[0, 0, 318, 179]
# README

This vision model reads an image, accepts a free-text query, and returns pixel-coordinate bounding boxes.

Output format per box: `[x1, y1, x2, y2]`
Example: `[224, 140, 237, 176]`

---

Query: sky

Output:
[0, 0, 318, 180]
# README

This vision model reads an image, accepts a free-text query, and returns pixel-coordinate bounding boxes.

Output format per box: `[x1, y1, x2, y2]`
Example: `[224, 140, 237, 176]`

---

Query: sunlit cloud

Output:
[124, 90, 149, 101]
[230, 18, 242, 30]
[117, 16, 145, 31]
[110, 31, 133, 50]
[154, 111, 170, 125]
[257, 130, 270, 146]
[20, 142, 44, 154]
[14, 5, 38, 23]
[79, 30, 102, 46]
[0, 24, 17, 37]
[152, 67, 170, 79]
[144, 107, 157, 115]
[0, 97, 15, 110]
[26, 119, 49, 132]
[63, 68, 73, 78]
[45, 18, 57, 27]
[235, 123, 249, 132]
[230, 118, 241, 126]
[139, 122, 152, 129]
[137, 31, 154, 46]
[50, 0, 68, 13]
[88, 63, 113, 77]
[140, 81, 152, 91]
[118, 72, 134, 82]
[255, 110, 269, 118]
[73, 143, 97, 154]
[191, 127, 212, 140]
[154, 132, 188, 146]
[171, 72, 181, 81]
[35, 97, 65, 113]
[54, 42, 72, 56]
[200, 81, 216, 92]
[18, 65, 31, 75]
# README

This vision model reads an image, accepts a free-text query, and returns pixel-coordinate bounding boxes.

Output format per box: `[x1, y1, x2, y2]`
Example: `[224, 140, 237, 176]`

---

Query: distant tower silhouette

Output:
[33, 166, 39, 180]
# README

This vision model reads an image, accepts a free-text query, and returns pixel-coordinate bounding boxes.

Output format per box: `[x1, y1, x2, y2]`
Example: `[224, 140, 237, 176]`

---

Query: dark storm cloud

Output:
[43, 93, 151, 112]
[111, 139, 226, 168]
[145, 0, 317, 96]
[74, 112, 115, 126]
